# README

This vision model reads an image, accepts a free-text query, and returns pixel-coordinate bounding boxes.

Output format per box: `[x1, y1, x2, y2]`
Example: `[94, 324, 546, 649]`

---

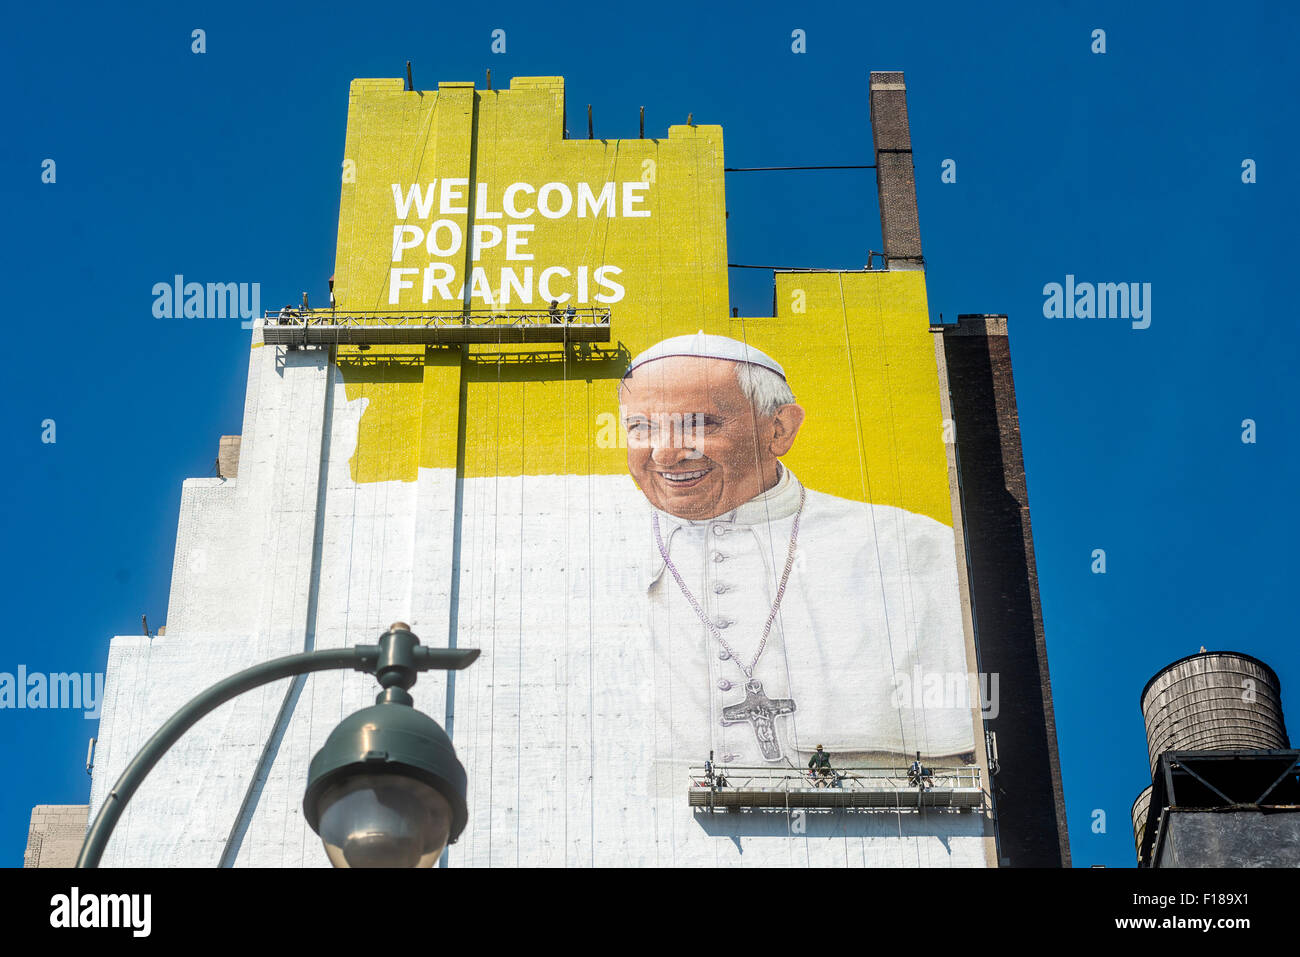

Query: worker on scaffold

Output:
[908, 751, 934, 791]
[808, 744, 833, 787]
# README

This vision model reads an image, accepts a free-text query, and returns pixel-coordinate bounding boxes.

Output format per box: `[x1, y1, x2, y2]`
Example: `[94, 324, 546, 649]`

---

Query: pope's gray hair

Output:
[735, 362, 796, 417]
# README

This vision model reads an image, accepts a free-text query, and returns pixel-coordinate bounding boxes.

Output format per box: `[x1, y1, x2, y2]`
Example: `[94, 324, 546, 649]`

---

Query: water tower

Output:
[1132, 650, 1298, 867]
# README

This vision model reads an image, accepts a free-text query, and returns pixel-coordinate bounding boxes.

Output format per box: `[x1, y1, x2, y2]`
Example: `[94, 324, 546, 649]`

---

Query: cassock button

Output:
[717, 679, 733, 691]
[713, 583, 729, 594]
[720, 752, 739, 763]
[710, 551, 725, 563]
[712, 525, 727, 536]
[718, 649, 730, 660]
[714, 618, 732, 629]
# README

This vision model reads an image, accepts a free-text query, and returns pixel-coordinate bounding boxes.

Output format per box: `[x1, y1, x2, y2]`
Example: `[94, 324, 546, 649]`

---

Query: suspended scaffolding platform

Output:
[261, 307, 613, 346]
[688, 765, 985, 811]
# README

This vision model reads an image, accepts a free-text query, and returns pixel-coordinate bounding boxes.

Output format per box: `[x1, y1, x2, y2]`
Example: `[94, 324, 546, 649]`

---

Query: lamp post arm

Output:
[414, 646, 480, 669]
[79, 645, 379, 869]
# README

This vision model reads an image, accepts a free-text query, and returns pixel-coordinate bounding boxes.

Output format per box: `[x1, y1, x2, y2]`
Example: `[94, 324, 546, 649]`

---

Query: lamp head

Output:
[304, 702, 467, 868]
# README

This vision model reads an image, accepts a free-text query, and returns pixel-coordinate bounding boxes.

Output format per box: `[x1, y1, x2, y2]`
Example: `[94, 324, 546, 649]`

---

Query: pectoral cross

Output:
[721, 679, 796, 761]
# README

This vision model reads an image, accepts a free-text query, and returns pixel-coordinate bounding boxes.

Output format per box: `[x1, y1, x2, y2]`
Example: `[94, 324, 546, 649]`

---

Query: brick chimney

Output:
[869, 72, 924, 270]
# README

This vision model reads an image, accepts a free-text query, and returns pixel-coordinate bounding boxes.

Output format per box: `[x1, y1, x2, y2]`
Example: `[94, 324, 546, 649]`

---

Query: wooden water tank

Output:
[1131, 785, 1152, 859]
[1140, 651, 1288, 777]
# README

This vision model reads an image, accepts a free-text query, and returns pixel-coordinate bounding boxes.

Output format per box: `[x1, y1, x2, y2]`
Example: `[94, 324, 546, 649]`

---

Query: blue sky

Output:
[3, 1, 1296, 868]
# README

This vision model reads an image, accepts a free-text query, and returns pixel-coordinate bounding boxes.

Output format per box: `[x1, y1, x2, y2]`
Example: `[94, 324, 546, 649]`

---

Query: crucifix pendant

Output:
[721, 679, 796, 762]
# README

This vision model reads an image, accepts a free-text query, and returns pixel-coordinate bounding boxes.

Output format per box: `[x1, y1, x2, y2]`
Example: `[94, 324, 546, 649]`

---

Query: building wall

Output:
[87, 76, 994, 867]
[24, 805, 88, 868]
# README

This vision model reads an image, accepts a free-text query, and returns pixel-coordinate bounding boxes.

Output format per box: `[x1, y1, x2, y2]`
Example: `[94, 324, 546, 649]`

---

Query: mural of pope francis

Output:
[619, 332, 976, 768]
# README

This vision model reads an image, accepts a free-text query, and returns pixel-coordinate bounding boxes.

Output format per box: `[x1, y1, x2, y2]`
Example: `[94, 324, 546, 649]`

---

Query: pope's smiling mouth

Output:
[655, 467, 712, 488]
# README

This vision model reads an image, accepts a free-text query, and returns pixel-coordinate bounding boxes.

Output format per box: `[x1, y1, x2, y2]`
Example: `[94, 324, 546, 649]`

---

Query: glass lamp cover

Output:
[316, 772, 453, 868]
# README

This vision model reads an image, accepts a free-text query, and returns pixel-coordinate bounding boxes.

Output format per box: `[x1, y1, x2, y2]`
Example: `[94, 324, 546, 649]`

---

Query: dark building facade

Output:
[939, 317, 1070, 866]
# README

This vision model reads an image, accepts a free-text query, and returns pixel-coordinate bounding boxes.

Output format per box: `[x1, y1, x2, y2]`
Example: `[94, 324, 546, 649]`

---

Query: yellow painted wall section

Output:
[333, 75, 731, 482]
[739, 271, 952, 526]
[329, 76, 950, 526]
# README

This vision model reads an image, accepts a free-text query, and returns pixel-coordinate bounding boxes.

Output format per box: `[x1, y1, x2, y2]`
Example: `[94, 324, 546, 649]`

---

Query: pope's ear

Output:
[769, 404, 805, 456]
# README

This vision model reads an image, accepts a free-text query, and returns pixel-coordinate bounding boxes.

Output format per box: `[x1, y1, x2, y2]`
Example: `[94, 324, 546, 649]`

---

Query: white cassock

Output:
[639, 464, 976, 768]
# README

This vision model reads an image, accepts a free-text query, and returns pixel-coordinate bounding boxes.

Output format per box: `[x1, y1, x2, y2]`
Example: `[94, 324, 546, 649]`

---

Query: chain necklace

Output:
[652, 486, 806, 678]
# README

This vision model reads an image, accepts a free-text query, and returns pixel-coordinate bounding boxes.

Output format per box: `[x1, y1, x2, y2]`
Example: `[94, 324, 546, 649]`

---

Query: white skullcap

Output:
[627, 331, 786, 379]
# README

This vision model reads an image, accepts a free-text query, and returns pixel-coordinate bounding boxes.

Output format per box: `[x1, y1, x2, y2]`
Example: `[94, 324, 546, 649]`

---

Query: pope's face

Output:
[620, 356, 801, 521]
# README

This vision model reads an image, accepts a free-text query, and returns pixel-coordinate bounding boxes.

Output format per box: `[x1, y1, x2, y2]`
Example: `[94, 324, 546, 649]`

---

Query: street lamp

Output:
[77, 622, 477, 868]
[302, 623, 468, 867]
[303, 705, 463, 868]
